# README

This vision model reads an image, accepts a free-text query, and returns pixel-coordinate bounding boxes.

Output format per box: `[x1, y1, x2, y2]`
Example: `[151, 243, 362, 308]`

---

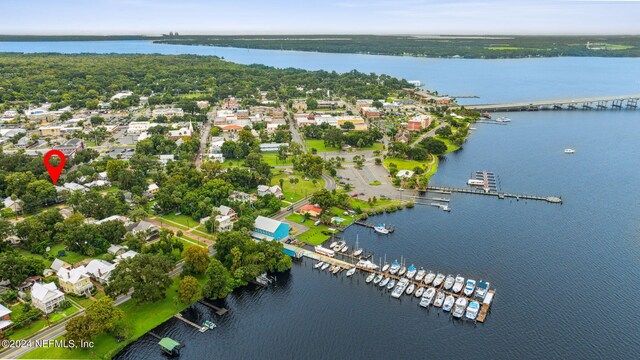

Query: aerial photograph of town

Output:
[0, 0, 639, 359]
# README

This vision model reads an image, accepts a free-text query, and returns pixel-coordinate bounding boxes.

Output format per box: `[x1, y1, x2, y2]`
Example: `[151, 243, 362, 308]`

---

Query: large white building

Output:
[31, 282, 65, 314]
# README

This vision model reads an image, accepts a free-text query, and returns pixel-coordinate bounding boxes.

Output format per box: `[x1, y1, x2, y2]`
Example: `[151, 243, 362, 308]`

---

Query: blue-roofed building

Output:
[252, 216, 290, 241]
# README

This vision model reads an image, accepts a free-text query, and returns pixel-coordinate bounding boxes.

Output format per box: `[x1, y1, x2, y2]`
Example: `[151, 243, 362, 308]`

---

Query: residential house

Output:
[146, 183, 159, 197]
[228, 191, 255, 203]
[0, 304, 12, 335]
[57, 266, 94, 296]
[211, 205, 237, 220]
[200, 214, 234, 232]
[126, 221, 159, 241]
[107, 244, 128, 256]
[84, 260, 116, 284]
[297, 204, 323, 218]
[257, 185, 283, 199]
[115, 250, 139, 262]
[252, 216, 290, 241]
[31, 282, 65, 314]
[158, 154, 175, 165]
[3, 198, 23, 214]
[50, 259, 71, 273]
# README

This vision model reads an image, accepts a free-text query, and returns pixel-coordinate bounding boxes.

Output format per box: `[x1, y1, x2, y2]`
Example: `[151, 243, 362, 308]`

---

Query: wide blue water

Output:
[2, 41, 639, 359]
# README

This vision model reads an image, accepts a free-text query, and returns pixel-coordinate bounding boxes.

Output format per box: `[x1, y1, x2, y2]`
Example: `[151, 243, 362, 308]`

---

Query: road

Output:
[195, 115, 213, 170]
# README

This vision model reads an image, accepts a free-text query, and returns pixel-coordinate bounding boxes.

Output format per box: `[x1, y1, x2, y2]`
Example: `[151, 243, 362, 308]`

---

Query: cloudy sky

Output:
[1, 0, 639, 35]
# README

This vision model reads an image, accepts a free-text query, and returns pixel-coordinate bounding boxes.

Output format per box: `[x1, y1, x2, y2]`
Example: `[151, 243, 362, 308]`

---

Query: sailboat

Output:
[352, 235, 363, 257]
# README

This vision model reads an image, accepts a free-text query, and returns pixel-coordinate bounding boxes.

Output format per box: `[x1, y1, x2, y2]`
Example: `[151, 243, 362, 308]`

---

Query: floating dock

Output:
[354, 220, 395, 232]
[476, 289, 496, 323]
[428, 186, 562, 204]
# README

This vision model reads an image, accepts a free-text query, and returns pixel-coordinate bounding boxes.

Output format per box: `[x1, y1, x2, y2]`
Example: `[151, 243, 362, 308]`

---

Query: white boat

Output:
[414, 287, 425, 298]
[315, 245, 335, 258]
[382, 263, 390, 272]
[365, 273, 375, 283]
[406, 264, 417, 279]
[452, 276, 465, 293]
[433, 273, 445, 287]
[420, 288, 436, 308]
[475, 280, 490, 300]
[346, 267, 356, 277]
[332, 241, 346, 251]
[496, 116, 511, 123]
[386, 278, 396, 290]
[314, 261, 324, 269]
[452, 297, 468, 318]
[353, 248, 363, 257]
[442, 295, 455, 312]
[424, 272, 436, 285]
[340, 245, 349, 253]
[465, 301, 480, 320]
[463, 279, 477, 297]
[356, 260, 379, 270]
[398, 266, 407, 276]
[564, 148, 575, 154]
[332, 266, 341, 274]
[405, 283, 415, 295]
[434, 291, 445, 307]
[329, 241, 338, 249]
[469, 127, 477, 130]
[444, 274, 455, 290]
[391, 278, 409, 298]
[415, 269, 426, 282]
[373, 274, 383, 284]
[379, 277, 390, 287]
[321, 263, 330, 271]
[374, 224, 389, 234]
[389, 260, 400, 275]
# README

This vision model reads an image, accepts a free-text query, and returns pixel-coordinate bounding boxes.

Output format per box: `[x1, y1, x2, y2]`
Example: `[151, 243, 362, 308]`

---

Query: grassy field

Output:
[384, 157, 430, 172]
[8, 302, 80, 341]
[47, 243, 88, 265]
[305, 139, 384, 153]
[350, 197, 402, 211]
[261, 152, 293, 166]
[287, 207, 355, 245]
[159, 213, 198, 229]
[22, 275, 207, 359]
[271, 172, 324, 203]
[434, 136, 461, 153]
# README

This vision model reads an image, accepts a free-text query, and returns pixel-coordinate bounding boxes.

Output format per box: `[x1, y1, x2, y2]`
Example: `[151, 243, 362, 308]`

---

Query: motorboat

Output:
[341, 245, 349, 253]
[442, 295, 455, 312]
[314, 261, 324, 269]
[433, 273, 445, 287]
[329, 241, 338, 249]
[465, 301, 480, 320]
[389, 260, 400, 275]
[564, 148, 575, 154]
[374, 224, 389, 234]
[405, 283, 415, 295]
[382, 263, 390, 272]
[398, 266, 407, 276]
[434, 291, 445, 307]
[463, 279, 477, 297]
[452, 276, 465, 293]
[332, 266, 341, 274]
[345, 267, 356, 277]
[379, 277, 390, 287]
[420, 288, 436, 308]
[315, 246, 335, 257]
[415, 269, 426, 282]
[444, 274, 455, 290]
[386, 278, 396, 290]
[424, 272, 436, 285]
[373, 274, 383, 284]
[321, 263, 330, 271]
[366, 273, 375, 283]
[203, 320, 216, 329]
[452, 297, 468, 318]
[406, 264, 417, 279]
[353, 248, 363, 257]
[414, 287, 425, 298]
[356, 260, 379, 270]
[475, 280, 490, 300]
[328, 265, 336, 272]
[332, 241, 346, 251]
[495, 116, 511, 123]
[391, 278, 409, 298]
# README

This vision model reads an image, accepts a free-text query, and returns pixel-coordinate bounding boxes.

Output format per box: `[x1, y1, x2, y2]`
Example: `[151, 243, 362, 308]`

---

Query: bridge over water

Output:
[463, 95, 640, 112]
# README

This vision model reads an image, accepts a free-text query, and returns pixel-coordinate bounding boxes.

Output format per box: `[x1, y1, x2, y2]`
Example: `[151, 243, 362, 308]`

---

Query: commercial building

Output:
[252, 216, 290, 241]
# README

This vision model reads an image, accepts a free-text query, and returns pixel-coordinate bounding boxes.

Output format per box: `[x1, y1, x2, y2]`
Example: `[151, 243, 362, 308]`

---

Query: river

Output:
[2, 41, 639, 359]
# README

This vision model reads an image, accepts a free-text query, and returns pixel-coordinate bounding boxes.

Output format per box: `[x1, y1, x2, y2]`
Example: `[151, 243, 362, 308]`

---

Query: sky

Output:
[1, 0, 639, 35]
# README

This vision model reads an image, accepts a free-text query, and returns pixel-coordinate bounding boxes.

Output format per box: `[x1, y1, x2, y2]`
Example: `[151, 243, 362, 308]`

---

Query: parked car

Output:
[351, 193, 358, 197]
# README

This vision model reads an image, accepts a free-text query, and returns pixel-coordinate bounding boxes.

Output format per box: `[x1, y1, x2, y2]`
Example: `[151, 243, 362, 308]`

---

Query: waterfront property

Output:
[252, 216, 290, 241]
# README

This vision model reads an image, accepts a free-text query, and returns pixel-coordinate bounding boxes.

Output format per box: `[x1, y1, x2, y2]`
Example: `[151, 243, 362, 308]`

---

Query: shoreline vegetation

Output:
[2, 34, 639, 58]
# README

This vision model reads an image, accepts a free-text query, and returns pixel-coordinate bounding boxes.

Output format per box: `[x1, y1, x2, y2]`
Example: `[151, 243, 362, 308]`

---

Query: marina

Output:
[426, 185, 562, 204]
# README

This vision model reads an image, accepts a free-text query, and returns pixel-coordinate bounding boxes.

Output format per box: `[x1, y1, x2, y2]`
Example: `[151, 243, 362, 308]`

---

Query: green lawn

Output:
[8, 303, 80, 341]
[305, 139, 383, 153]
[286, 207, 353, 246]
[159, 213, 198, 229]
[351, 198, 402, 211]
[23, 275, 207, 360]
[261, 152, 293, 166]
[435, 135, 461, 153]
[272, 172, 324, 203]
[384, 157, 430, 172]
[47, 243, 88, 265]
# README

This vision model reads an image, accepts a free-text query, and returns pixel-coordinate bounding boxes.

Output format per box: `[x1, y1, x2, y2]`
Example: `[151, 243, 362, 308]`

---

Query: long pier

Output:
[286, 243, 495, 322]
[465, 94, 640, 112]
[427, 186, 562, 204]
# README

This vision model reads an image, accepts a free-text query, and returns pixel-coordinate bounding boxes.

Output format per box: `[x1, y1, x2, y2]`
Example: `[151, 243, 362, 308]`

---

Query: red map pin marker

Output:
[44, 150, 66, 185]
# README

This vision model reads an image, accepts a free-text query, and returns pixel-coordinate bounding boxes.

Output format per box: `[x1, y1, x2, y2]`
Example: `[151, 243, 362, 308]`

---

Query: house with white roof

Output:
[31, 282, 65, 314]
[107, 244, 128, 256]
[3, 197, 23, 214]
[0, 304, 12, 335]
[396, 170, 415, 179]
[257, 185, 283, 199]
[84, 260, 116, 284]
[57, 266, 93, 296]
[115, 250, 139, 262]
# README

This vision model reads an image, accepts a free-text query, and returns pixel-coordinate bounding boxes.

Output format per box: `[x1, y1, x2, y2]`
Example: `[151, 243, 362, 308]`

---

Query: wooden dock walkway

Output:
[427, 186, 562, 204]
[476, 289, 496, 323]
[174, 313, 207, 332]
[354, 220, 395, 232]
[198, 300, 228, 315]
